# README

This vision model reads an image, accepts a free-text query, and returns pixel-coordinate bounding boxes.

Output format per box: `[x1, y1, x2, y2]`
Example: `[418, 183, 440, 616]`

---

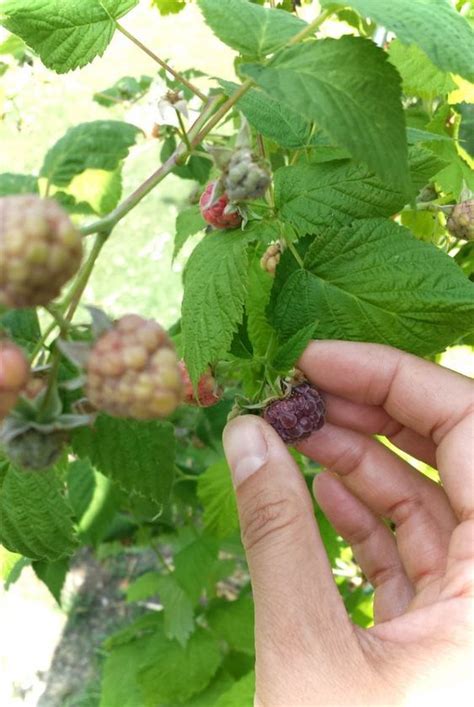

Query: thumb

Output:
[223, 415, 351, 661]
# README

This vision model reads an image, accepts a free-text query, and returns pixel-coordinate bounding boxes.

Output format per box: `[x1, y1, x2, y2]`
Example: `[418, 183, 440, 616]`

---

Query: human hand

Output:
[0, 341, 29, 419]
[223, 341, 474, 706]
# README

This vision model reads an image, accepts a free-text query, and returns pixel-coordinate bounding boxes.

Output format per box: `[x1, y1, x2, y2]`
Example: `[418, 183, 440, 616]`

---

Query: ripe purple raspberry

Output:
[263, 383, 325, 444]
[3, 429, 68, 471]
[86, 314, 183, 420]
[0, 195, 83, 308]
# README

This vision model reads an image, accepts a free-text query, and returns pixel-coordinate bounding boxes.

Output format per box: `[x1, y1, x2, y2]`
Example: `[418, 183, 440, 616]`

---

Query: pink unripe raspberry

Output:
[199, 182, 242, 230]
[178, 360, 222, 407]
[0, 340, 30, 418]
[86, 315, 183, 420]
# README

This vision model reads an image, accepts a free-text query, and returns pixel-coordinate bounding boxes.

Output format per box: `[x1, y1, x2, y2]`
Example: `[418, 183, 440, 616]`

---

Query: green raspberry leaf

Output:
[0, 309, 41, 351]
[274, 160, 406, 234]
[243, 37, 410, 193]
[182, 228, 258, 385]
[40, 121, 141, 188]
[208, 594, 255, 656]
[0, 0, 139, 73]
[388, 40, 457, 99]
[32, 557, 69, 604]
[0, 173, 38, 196]
[271, 322, 317, 373]
[197, 460, 239, 539]
[151, 0, 186, 14]
[219, 80, 313, 149]
[271, 219, 474, 355]
[0, 468, 78, 561]
[72, 416, 176, 505]
[197, 0, 307, 58]
[174, 204, 206, 260]
[139, 627, 223, 704]
[214, 671, 256, 707]
[320, 0, 474, 82]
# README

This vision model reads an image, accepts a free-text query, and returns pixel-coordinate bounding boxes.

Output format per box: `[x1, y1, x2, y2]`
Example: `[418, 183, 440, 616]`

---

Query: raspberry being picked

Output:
[0, 340, 30, 418]
[86, 315, 183, 420]
[0, 195, 83, 308]
[447, 199, 474, 241]
[263, 382, 326, 444]
[178, 360, 222, 407]
[199, 181, 243, 230]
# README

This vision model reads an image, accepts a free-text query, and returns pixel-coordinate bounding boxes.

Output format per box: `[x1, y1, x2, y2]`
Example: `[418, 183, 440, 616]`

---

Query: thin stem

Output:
[286, 8, 332, 46]
[287, 240, 304, 268]
[64, 231, 110, 322]
[176, 109, 192, 153]
[190, 79, 254, 147]
[115, 22, 207, 101]
[44, 305, 72, 334]
[30, 321, 56, 363]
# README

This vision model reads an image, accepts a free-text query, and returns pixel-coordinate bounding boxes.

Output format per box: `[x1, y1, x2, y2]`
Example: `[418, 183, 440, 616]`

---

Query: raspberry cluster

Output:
[86, 314, 183, 420]
[263, 383, 326, 444]
[0, 195, 83, 308]
[447, 200, 474, 241]
[260, 243, 282, 276]
[224, 147, 271, 202]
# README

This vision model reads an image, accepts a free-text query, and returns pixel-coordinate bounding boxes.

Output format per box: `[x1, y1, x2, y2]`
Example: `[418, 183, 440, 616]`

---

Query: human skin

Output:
[223, 341, 474, 706]
[0, 343, 29, 418]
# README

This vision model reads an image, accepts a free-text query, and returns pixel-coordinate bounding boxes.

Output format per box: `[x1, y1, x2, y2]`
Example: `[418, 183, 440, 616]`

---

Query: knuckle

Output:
[240, 487, 304, 553]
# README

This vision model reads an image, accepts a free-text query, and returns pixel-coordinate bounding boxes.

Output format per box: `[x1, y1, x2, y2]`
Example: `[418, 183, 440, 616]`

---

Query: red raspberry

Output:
[263, 383, 325, 444]
[0, 340, 30, 418]
[199, 181, 242, 230]
[178, 360, 222, 407]
[0, 195, 83, 308]
[86, 315, 183, 420]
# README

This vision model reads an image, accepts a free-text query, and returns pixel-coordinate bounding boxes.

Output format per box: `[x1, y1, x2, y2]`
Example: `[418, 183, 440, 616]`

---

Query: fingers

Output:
[223, 415, 353, 663]
[300, 341, 474, 522]
[324, 393, 437, 467]
[298, 423, 458, 593]
[314, 472, 414, 622]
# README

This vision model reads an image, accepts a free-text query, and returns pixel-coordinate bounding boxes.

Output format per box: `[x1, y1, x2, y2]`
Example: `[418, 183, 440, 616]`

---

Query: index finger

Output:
[299, 341, 474, 519]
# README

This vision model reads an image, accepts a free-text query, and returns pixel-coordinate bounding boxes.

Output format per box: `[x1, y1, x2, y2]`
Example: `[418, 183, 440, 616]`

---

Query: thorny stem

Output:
[115, 22, 207, 102]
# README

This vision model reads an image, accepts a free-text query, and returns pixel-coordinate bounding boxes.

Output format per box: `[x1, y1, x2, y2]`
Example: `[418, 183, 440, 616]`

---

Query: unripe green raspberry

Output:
[224, 148, 271, 202]
[3, 429, 67, 471]
[447, 200, 474, 241]
[0, 195, 83, 308]
[86, 315, 183, 420]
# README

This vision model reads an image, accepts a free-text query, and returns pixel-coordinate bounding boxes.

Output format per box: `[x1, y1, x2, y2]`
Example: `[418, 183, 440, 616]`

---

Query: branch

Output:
[115, 22, 207, 102]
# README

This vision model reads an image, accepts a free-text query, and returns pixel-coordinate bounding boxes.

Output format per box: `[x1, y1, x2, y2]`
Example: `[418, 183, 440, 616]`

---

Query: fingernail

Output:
[223, 416, 268, 488]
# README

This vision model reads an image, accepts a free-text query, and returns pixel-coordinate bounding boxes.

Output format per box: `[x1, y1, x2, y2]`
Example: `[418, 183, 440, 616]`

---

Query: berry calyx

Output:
[260, 243, 282, 276]
[447, 200, 474, 241]
[0, 195, 83, 308]
[263, 382, 325, 444]
[199, 181, 242, 230]
[3, 429, 67, 471]
[0, 340, 30, 418]
[86, 314, 183, 420]
[178, 360, 222, 407]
